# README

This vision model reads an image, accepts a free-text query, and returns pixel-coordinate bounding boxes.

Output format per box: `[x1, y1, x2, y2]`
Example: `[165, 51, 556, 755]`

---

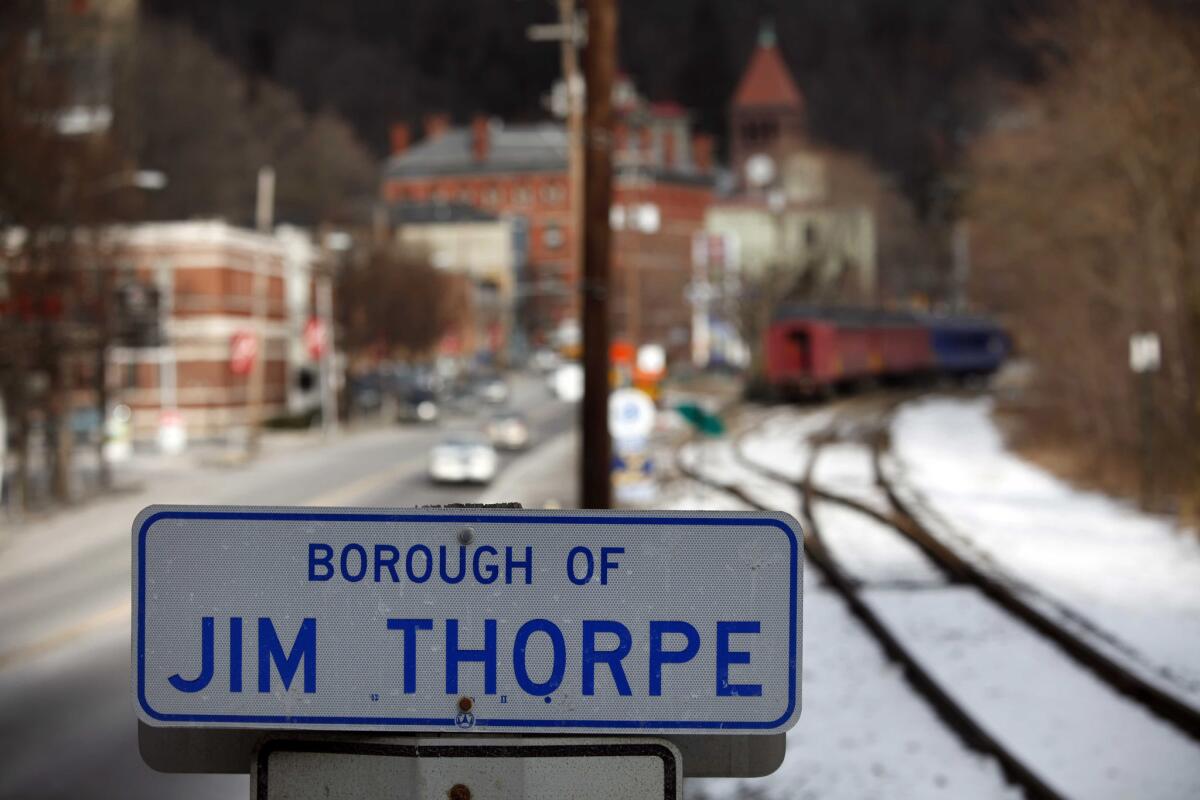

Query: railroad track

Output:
[733, 406, 1200, 744]
[676, 398, 1200, 799]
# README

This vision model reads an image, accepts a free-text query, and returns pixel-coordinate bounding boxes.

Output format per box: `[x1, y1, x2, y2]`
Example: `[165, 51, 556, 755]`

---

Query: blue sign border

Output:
[136, 509, 800, 732]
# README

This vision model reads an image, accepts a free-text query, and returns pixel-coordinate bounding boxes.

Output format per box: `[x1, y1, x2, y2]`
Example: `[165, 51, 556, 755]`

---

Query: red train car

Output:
[764, 308, 934, 397]
[875, 317, 934, 377]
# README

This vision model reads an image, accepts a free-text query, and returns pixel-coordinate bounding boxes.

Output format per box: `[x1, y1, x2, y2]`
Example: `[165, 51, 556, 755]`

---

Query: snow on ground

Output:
[810, 442, 891, 514]
[736, 404, 889, 512]
[868, 588, 1200, 799]
[812, 502, 945, 586]
[679, 437, 802, 517]
[814, 488, 1200, 797]
[889, 397, 1200, 700]
[736, 406, 839, 482]
[671, 397, 1200, 797]
[665, 428, 1018, 800]
[687, 580, 1019, 800]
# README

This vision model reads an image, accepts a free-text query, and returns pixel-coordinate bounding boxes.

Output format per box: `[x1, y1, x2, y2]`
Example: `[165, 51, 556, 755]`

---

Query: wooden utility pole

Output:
[580, 0, 616, 508]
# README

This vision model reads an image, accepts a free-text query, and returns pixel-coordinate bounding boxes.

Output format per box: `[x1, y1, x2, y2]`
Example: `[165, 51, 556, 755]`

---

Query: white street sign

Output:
[133, 506, 803, 735]
[609, 388, 657, 442]
[1129, 332, 1161, 374]
[252, 737, 681, 800]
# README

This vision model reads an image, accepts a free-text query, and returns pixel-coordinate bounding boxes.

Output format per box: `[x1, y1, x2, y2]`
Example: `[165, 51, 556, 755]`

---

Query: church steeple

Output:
[730, 23, 808, 193]
[732, 20, 803, 110]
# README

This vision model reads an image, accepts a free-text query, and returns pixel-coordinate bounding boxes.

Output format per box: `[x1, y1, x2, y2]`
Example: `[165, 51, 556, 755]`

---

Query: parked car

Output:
[530, 348, 560, 374]
[441, 380, 481, 416]
[428, 434, 498, 485]
[347, 372, 385, 416]
[486, 411, 530, 451]
[551, 362, 584, 402]
[396, 387, 439, 424]
[475, 373, 510, 404]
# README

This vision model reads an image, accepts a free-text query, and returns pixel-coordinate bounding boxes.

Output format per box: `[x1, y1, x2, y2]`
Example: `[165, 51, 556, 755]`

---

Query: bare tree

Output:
[0, 5, 130, 510]
[337, 244, 464, 365]
[968, 0, 1200, 514]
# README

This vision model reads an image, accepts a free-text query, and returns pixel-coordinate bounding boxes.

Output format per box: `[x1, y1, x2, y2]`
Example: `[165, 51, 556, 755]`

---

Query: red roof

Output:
[733, 42, 803, 109]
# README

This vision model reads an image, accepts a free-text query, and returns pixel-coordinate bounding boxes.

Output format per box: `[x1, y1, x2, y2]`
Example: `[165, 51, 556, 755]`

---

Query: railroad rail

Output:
[675, 398, 1200, 799]
[731, 406, 1200, 745]
[675, 421, 1065, 800]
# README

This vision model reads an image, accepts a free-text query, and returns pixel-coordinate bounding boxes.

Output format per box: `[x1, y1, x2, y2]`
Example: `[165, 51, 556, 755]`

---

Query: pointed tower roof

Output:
[732, 21, 803, 110]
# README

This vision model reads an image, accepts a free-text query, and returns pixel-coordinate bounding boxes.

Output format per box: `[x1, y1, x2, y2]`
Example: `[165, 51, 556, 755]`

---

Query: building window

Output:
[541, 184, 564, 205]
[456, 189, 472, 204]
[805, 222, 818, 246]
[514, 186, 532, 207]
[482, 186, 499, 206]
[743, 119, 779, 144]
[543, 224, 564, 249]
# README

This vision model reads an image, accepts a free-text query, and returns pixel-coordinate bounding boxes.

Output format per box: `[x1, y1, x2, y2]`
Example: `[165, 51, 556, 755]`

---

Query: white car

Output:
[551, 363, 584, 402]
[428, 435, 498, 484]
[477, 376, 510, 404]
[531, 348, 560, 373]
[486, 412, 530, 451]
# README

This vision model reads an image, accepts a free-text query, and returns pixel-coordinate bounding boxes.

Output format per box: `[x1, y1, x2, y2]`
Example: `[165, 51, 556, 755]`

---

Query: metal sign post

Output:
[133, 505, 801, 795]
[1129, 331, 1161, 507]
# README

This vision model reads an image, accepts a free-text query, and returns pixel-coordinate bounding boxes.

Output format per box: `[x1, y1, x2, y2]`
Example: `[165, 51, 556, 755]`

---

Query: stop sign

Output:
[304, 317, 328, 359]
[230, 331, 258, 375]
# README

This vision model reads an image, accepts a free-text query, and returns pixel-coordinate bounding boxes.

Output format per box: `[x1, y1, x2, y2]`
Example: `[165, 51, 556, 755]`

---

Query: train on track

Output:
[764, 306, 1011, 398]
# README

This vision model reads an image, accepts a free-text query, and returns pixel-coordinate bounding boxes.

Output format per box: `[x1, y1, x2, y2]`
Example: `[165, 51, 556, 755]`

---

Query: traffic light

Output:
[114, 280, 162, 347]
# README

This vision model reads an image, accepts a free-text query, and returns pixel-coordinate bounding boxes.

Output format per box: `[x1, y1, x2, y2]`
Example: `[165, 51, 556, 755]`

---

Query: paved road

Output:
[0, 373, 576, 800]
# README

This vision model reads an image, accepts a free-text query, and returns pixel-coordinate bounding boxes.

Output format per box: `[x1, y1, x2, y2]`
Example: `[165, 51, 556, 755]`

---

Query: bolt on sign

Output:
[132, 506, 803, 737]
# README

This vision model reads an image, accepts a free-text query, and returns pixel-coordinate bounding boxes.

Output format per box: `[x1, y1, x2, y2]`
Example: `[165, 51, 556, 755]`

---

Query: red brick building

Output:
[105, 222, 325, 442]
[381, 79, 714, 360]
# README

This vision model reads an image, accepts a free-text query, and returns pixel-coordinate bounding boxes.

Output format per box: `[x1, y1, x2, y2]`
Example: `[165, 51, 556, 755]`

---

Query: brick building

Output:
[381, 77, 714, 360]
[107, 221, 325, 442]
